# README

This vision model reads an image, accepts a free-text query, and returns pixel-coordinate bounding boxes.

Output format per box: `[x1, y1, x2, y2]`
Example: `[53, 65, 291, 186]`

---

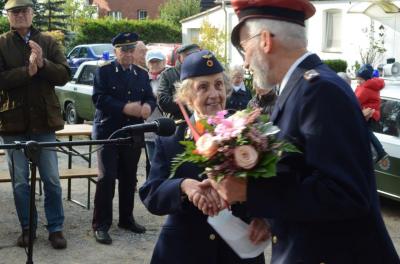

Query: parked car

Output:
[56, 61, 100, 124]
[146, 43, 181, 67]
[371, 78, 400, 202]
[67, 43, 115, 75]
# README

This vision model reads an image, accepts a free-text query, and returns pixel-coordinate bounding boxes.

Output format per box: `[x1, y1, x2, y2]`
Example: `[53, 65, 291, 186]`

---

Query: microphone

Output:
[121, 118, 176, 136]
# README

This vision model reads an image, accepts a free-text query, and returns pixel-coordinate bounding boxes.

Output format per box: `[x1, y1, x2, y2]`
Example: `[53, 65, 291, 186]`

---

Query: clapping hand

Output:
[123, 101, 142, 117]
[141, 103, 152, 119]
[28, 52, 38, 76]
[29, 40, 44, 68]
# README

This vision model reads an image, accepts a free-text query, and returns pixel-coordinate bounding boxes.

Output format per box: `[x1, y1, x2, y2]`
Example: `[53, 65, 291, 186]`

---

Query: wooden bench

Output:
[0, 167, 98, 209]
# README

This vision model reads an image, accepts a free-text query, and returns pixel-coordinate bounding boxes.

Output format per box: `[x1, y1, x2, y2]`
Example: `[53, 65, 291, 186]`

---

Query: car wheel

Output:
[65, 102, 83, 124]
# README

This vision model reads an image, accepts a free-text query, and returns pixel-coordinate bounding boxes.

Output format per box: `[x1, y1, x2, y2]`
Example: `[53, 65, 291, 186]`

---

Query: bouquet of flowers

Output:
[171, 108, 299, 181]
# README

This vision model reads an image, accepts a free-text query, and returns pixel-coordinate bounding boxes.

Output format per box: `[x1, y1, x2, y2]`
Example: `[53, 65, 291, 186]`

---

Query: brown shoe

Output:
[17, 229, 36, 247]
[48, 231, 67, 249]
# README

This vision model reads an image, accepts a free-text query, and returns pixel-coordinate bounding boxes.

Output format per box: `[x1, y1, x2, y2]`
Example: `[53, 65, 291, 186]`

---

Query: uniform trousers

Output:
[92, 144, 141, 231]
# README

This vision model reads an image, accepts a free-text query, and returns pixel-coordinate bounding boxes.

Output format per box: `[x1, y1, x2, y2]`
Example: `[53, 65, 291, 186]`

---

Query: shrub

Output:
[71, 18, 181, 48]
[0, 17, 9, 34]
[323, 59, 347, 73]
[43, 30, 66, 53]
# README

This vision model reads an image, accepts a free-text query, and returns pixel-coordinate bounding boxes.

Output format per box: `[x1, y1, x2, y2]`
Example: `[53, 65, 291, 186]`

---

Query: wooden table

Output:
[56, 124, 93, 169]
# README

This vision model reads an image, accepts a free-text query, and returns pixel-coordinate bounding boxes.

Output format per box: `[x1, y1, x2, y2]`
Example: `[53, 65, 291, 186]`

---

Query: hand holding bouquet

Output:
[171, 108, 299, 181]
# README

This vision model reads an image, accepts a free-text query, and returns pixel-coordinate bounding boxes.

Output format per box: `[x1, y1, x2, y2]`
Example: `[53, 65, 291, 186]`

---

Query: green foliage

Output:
[323, 59, 347, 73]
[0, 17, 9, 34]
[159, 0, 201, 27]
[195, 20, 228, 66]
[62, 0, 96, 32]
[43, 30, 66, 52]
[170, 141, 208, 177]
[34, 0, 69, 32]
[0, 0, 5, 10]
[72, 18, 181, 48]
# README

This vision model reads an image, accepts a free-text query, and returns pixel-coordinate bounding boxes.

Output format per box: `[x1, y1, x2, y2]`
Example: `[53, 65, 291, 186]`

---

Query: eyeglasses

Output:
[8, 7, 31, 15]
[236, 31, 275, 59]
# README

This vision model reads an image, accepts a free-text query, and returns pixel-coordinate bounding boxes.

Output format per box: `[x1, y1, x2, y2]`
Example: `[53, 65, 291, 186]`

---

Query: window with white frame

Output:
[108, 11, 122, 20]
[324, 9, 342, 52]
[137, 9, 147, 20]
[188, 28, 200, 43]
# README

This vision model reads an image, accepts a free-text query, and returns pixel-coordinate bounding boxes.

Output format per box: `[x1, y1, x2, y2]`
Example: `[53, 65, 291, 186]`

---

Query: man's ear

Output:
[259, 30, 272, 54]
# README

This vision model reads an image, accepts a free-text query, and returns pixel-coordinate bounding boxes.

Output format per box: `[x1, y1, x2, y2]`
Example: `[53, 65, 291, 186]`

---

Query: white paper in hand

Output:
[207, 209, 270, 259]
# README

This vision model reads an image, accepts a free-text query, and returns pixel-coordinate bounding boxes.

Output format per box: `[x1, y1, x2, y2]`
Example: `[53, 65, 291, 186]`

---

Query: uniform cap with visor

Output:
[230, 0, 316, 50]
[5, 0, 34, 11]
[111, 32, 139, 51]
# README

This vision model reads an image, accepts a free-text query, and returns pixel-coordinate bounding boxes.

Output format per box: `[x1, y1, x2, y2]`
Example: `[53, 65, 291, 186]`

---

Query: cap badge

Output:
[202, 54, 214, 68]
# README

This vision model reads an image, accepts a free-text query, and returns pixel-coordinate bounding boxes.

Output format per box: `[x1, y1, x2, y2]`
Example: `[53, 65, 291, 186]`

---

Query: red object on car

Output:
[146, 43, 182, 67]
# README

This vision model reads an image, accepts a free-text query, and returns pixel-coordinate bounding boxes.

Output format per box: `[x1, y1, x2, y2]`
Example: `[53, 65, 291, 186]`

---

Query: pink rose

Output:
[196, 133, 219, 158]
[234, 145, 259, 169]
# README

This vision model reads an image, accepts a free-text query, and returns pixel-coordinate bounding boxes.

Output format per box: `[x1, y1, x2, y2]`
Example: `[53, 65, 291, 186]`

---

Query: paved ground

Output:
[0, 143, 399, 264]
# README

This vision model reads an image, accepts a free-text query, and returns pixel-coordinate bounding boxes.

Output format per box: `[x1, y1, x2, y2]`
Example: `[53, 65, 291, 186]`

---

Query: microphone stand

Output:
[0, 136, 137, 264]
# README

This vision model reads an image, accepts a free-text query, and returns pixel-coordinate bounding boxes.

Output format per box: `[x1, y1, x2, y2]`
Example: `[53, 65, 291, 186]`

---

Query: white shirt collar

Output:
[279, 52, 312, 94]
[232, 82, 246, 92]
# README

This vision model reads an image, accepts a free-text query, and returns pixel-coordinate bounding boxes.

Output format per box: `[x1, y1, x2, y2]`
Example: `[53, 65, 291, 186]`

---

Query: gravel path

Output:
[0, 143, 399, 264]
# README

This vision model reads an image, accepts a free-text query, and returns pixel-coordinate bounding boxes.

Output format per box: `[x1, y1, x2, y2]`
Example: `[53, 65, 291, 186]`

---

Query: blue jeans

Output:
[0, 133, 64, 233]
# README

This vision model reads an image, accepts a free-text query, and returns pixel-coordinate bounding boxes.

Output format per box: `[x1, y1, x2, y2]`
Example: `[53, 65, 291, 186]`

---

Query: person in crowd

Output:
[157, 43, 201, 120]
[247, 84, 277, 116]
[226, 65, 253, 111]
[355, 64, 388, 162]
[0, 0, 69, 249]
[144, 50, 167, 163]
[208, 0, 400, 263]
[139, 50, 269, 264]
[91, 32, 156, 245]
[133, 40, 148, 70]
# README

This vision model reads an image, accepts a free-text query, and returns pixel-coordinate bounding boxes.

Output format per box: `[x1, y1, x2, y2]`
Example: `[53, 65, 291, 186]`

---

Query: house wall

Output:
[181, 1, 400, 71]
[90, 0, 165, 19]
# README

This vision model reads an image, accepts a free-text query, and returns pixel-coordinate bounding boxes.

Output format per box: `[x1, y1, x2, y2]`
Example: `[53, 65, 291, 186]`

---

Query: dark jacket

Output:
[139, 124, 265, 264]
[91, 60, 156, 140]
[246, 54, 399, 263]
[247, 90, 277, 116]
[157, 65, 183, 120]
[226, 86, 253, 111]
[0, 27, 70, 134]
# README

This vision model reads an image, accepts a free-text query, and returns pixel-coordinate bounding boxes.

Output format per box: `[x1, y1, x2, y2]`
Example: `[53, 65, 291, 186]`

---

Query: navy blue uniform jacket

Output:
[92, 61, 156, 140]
[139, 124, 265, 264]
[247, 54, 399, 263]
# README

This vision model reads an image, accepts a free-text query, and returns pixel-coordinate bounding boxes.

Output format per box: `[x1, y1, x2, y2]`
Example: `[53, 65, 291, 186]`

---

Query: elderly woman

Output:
[226, 65, 253, 111]
[139, 50, 268, 264]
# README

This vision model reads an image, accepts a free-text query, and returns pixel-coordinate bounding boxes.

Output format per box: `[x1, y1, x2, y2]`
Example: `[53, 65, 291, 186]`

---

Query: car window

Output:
[79, 48, 89, 58]
[68, 48, 80, 59]
[91, 44, 115, 56]
[77, 65, 98, 85]
[371, 98, 400, 137]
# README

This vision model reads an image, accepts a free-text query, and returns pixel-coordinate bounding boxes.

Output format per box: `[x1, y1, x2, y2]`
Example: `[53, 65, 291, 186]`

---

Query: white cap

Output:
[146, 50, 166, 63]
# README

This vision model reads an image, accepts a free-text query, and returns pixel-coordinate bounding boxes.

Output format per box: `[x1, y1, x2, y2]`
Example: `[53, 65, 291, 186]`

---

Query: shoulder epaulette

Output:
[99, 60, 112, 67]
[303, 69, 320, 82]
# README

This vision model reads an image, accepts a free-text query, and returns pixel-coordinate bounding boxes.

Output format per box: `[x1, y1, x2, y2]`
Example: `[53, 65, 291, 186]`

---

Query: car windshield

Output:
[92, 44, 115, 56]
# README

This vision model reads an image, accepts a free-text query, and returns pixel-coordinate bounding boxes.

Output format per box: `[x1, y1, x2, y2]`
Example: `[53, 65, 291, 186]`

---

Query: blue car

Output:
[66, 43, 115, 75]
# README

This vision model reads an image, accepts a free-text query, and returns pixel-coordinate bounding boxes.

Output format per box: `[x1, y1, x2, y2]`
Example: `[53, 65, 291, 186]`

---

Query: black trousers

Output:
[92, 144, 141, 231]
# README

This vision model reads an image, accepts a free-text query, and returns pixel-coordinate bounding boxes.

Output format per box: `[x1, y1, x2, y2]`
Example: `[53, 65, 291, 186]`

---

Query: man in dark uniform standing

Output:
[157, 44, 200, 120]
[210, 0, 400, 263]
[91, 32, 156, 245]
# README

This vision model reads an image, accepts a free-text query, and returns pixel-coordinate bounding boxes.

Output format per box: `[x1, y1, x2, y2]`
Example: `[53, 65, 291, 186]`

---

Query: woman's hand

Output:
[248, 218, 271, 245]
[181, 179, 224, 216]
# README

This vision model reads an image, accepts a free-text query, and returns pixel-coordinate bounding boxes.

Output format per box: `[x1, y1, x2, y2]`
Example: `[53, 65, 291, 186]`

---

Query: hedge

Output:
[0, 17, 9, 34]
[72, 18, 181, 47]
[323, 59, 347, 73]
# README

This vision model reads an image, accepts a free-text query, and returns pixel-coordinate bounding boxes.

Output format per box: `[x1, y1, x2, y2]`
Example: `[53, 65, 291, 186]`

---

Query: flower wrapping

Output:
[171, 108, 299, 181]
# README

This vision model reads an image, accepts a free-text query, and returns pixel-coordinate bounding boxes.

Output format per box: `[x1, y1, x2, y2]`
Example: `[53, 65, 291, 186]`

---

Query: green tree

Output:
[195, 20, 228, 67]
[0, 0, 5, 11]
[159, 0, 201, 27]
[34, 0, 69, 32]
[62, 0, 96, 32]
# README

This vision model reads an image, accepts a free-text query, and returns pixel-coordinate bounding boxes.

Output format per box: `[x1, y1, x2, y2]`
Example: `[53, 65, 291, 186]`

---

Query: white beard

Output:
[251, 47, 276, 91]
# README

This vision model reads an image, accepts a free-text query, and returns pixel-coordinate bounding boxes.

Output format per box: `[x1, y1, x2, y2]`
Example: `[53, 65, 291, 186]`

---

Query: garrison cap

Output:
[180, 50, 224, 81]
[231, 0, 316, 47]
[5, 0, 33, 11]
[111, 32, 139, 51]
[177, 44, 201, 55]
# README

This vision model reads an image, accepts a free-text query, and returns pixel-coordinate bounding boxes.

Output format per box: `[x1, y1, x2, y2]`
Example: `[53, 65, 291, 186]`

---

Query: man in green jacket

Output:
[0, 0, 70, 249]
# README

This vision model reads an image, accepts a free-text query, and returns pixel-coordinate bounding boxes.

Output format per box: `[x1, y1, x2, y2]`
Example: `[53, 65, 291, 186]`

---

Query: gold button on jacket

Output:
[209, 234, 216, 240]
